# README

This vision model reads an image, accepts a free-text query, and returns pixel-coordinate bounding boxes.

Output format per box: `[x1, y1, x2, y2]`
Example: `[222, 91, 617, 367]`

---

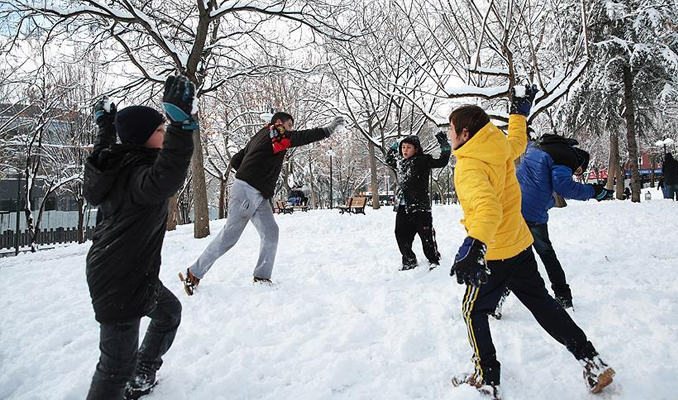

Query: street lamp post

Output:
[326, 149, 335, 209]
[15, 171, 21, 256]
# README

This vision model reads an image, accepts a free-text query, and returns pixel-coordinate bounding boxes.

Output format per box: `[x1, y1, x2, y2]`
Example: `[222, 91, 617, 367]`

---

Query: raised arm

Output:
[91, 97, 117, 157]
[428, 132, 452, 168]
[507, 84, 538, 160]
[131, 75, 197, 204]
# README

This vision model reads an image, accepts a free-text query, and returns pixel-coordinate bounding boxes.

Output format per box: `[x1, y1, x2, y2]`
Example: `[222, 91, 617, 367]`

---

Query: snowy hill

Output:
[1, 196, 677, 400]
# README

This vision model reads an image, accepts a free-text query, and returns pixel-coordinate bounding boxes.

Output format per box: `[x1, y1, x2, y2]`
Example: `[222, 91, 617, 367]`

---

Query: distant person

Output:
[385, 132, 451, 270]
[661, 153, 678, 200]
[180, 113, 344, 294]
[84, 75, 197, 400]
[447, 86, 614, 399]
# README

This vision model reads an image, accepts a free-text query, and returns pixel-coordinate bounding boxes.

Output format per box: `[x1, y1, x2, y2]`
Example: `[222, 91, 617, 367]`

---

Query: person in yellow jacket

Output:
[447, 86, 615, 400]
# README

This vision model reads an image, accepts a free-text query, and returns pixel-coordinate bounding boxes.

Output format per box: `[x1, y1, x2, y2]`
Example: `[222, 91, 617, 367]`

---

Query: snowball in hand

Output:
[513, 86, 526, 98]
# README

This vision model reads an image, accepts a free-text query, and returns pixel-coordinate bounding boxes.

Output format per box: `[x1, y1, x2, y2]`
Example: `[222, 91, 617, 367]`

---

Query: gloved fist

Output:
[93, 96, 116, 128]
[162, 75, 198, 130]
[591, 184, 614, 201]
[509, 84, 538, 116]
[324, 116, 345, 136]
[451, 237, 489, 287]
[389, 140, 400, 151]
[435, 131, 450, 146]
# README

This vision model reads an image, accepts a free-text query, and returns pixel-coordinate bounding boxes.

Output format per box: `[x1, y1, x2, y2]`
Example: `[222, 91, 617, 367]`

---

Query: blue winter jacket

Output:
[517, 143, 594, 224]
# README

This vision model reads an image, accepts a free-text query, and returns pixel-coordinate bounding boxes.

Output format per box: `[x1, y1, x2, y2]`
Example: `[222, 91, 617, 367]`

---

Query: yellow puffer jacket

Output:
[453, 114, 533, 260]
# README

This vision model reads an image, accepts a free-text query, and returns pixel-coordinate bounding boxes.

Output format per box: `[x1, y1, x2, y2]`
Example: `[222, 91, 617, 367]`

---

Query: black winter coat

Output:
[230, 126, 328, 199]
[386, 137, 451, 213]
[663, 153, 678, 185]
[84, 123, 193, 323]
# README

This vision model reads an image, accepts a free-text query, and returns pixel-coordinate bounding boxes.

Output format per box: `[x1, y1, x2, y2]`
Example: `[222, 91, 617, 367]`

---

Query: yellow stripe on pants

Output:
[462, 284, 483, 383]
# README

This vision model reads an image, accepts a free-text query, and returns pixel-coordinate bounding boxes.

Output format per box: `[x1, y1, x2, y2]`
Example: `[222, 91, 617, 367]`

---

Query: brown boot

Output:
[451, 373, 501, 400]
[581, 356, 615, 393]
[178, 269, 200, 296]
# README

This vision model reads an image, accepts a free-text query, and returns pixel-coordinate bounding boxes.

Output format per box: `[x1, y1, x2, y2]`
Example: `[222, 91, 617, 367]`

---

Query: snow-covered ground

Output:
[1, 192, 677, 400]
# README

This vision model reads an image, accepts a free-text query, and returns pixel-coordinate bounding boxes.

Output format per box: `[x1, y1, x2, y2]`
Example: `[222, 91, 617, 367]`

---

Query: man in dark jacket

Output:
[511, 135, 613, 310]
[84, 75, 197, 400]
[661, 152, 678, 200]
[386, 133, 451, 270]
[180, 112, 344, 294]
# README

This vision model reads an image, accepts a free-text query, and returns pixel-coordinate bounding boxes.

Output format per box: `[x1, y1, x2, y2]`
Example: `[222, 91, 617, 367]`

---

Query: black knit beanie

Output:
[114, 106, 165, 145]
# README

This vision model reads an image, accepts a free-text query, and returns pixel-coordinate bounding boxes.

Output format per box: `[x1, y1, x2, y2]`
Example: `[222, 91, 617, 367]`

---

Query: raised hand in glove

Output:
[93, 96, 116, 128]
[591, 184, 614, 201]
[324, 116, 345, 136]
[509, 84, 538, 116]
[451, 237, 490, 287]
[435, 131, 450, 145]
[162, 75, 198, 130]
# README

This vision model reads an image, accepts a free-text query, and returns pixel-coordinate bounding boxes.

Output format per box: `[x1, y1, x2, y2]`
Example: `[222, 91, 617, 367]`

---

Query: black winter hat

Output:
[399, 135, 423, 156]
[114, 106, 165, 145]
[573, 147, 590, 174]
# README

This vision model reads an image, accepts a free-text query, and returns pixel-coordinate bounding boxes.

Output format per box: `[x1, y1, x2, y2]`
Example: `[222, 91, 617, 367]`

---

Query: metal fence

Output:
[0, 227, 95, 250]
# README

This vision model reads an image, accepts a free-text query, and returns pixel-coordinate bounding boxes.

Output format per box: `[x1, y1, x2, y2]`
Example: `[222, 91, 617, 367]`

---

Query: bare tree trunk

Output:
[369, 140, 380, 209]
[166, 194, 179, 231]
[607, 132, 622, 198]
[191, 127, 211, 237]
[623, 65, 641, 203]
[218, 178, 226, 219]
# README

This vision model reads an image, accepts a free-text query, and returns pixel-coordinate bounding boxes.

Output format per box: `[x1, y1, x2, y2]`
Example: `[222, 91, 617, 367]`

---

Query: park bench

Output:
[338, 197, 366, 215]
[293, 204, 309, 212]
[275, 200, 294, 214]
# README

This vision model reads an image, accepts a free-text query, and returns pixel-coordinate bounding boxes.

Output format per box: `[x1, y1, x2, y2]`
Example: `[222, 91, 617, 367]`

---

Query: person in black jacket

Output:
[84, 75, 197, 400]
[662, 152, 678, 200]
[386, 133, 451, 270]
[180, 112, 344, 294]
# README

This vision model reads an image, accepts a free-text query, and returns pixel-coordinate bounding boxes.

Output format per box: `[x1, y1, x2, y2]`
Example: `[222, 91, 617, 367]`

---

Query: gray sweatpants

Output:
[188, 179, 279, 280]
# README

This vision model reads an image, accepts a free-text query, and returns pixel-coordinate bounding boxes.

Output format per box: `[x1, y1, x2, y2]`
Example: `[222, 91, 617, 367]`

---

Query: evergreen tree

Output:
[567, 0, 678, 202]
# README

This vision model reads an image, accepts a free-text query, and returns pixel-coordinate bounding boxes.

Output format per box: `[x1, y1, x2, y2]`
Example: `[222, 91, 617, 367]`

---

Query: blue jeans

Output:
[86, 284, 181, 400]
[527, 222, 572, 301]
[664, 184, 678, 200]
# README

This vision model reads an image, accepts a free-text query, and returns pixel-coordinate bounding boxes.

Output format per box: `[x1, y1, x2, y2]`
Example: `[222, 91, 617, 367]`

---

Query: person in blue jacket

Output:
[507, 135, 613, 311]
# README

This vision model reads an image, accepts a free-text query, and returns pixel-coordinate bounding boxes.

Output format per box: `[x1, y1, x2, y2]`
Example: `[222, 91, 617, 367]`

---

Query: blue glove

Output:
[509, 84, 538, 116]
[162, 75, 198, 130]
[93, 96, 116, 128]
[389, 141, 399, 151]
[451, 237, 489, 287]
[591, 184, 614, 201]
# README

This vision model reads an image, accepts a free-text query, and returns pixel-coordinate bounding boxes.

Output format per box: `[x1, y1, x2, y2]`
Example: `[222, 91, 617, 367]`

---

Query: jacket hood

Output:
[399, 135, 424, 157]
[453, 121, 509, 166]
[83, 145, 159, 206]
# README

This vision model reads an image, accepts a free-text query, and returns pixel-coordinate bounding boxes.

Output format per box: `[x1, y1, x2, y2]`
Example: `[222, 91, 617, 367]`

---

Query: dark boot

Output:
[123, 363, 158, 400]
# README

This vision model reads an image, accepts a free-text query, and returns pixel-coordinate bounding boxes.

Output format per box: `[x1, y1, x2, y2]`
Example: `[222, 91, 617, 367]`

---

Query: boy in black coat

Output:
[386, 133, 451, 270]
[84, 75, 197, 400]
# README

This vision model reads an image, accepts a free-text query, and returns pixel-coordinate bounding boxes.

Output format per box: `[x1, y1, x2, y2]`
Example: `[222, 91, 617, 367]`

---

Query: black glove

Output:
[451, 237, 489, 287]
[93, 96, 116, 128]
[162, 75, 198, 130]
[435, 131, 449, 145]
[591, 184, 614, 201]
[509, 84, 538, 116]
[324, 116, 345, 136]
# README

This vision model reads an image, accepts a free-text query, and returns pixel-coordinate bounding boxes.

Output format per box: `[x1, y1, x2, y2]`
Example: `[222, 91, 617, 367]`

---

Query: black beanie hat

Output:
[114, 106, 165, 145]
[573, 147, 590, 173]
